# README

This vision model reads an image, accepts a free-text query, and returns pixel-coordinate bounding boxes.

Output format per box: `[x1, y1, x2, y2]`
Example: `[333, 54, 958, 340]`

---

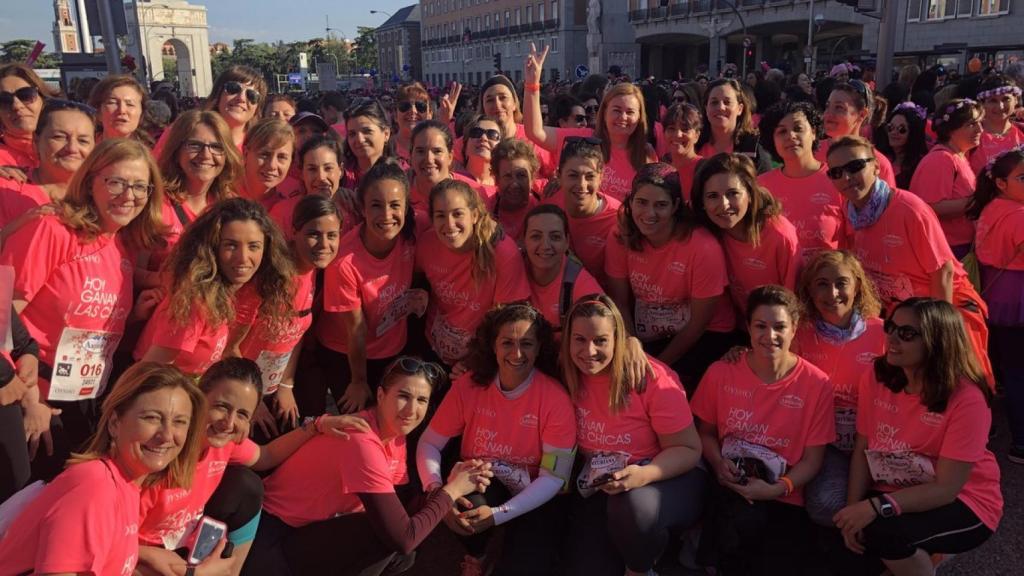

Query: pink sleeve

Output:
[233, 285, 261, 326]
[910, 152, 955, 204]
[572, 269, 605, 300]
[0, 217, 71, 302]
[780, 222, 800, 290]
[691, 362, 724, 424]
[876, 151, 898, 189]
[147, 304, 200, 355]
[34, 468, 119, 574]
[645, 368, 694, 435]
[803, 373, 837, 447]
[603, 231, 629, 280]
[230, 438, 261, 466]
[493, 238, 530, 303]
[343, 433, 399, 494]
[856, 371, 876, 437]
[427, 376, 468, 438]
[324, 256, 362, 313]
[907, 206, 955, 275]
[540, 391, 578, 449]
[939, 385, 992, 464]
[690, 234, 728, 298]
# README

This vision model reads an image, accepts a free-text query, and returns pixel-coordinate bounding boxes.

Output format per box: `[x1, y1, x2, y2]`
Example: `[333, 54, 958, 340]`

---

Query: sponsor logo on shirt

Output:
[882, 234, 904, 248]
[723, 384, 754, 399]
[520, 413, 539, 428]
[475, 406, 497, 418]
[585, 235, 607, 247]
[857, 352, 876, 365]
[743, 257, 767, 271]
[919, 412, 944, 428]
[667, 261, 687, 275]
[811, 192, 834, 205]
[778, 394, 805, 409]
[873, 398, 899, 414]
[208, 460, 228, 476]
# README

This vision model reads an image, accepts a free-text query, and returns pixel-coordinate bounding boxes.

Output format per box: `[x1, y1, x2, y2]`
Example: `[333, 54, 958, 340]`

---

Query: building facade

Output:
[52, 0, 81, 53]
[376, 5, 424, 83]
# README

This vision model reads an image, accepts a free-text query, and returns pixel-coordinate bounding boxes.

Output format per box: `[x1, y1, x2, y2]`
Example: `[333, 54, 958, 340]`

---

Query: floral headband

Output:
[984, 143, 1024, 176]
[932, 99, 978, 127]
[892, 101, 927, 120]
[976, 85, 1022, 101]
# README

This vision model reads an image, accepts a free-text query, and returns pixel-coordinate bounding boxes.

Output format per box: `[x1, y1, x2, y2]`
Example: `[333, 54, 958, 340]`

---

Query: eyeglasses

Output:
[826, 157, 874, 180]
[223, 81, 260, 104]
[583, 105, 599, 115]
[572, 114, 587, 124]
[884, 319, 922, 342]
[384, 356, 446, 387]
[468, 127, 501, 141]
[673, 96, 688, 103]
[102, 176, 153, 199]
[398, 100, 428, 113]
[887, 124, 908, 135]
[183, 139, 227, 156]
[0, 86, 40, 109]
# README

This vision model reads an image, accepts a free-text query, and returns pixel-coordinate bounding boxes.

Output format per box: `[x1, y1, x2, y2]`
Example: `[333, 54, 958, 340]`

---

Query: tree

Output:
[350, 26, 377, 72]
[1, 39, 62, 68]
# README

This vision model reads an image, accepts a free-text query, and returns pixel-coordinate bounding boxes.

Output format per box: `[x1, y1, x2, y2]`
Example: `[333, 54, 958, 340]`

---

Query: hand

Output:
[525, 43, 550, 85]
[405, 288, 429, 318]
[623, 336, 653, 393]
[336, 380, 371, 414]
[460, 504, 495, 532]
[0, 375, 29, 406]
[251, 400, 279, 439]
[727, 477, 786, 504]
[136, 545, 188, 576]
[194, 539, 232, 576]
[445, 459, 493, 499]
[833, 499, 878, 554]
[599, 464, 649, 495]
[713, 457, 742, 486]
[541, 178, 560, 199]
[319, 413, 371, 438]
[132, 287, 165, 322]
[720, 346, 750, 364]
[438, 82, 462, 125]
[22, 399, 59, 460]
[15, 354, 38, 391]
[449, 361, 468, 380]
[273, 386, 299, 429]
[0, 165, 28, 183]
[443, 503, 476, 536]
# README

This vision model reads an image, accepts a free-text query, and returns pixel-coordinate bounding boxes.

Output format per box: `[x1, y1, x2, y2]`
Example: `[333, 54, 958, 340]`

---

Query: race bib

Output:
[48, 327, 121, 401]
[486, 459, 532, 496]
[576, 451, 629, 498]
[720, 436, 788, 484]
[865, 450, 936, 488]
[833, 407, 857, 452]
[634, 300, 689, 342]
[255, 349, 292, 395]
[430, 314, 471, 364]
[376, 289, 428, 338]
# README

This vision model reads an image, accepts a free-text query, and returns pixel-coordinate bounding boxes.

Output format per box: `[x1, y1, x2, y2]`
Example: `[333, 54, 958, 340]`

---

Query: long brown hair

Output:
[429, 179, 500, 285]
[617, 162, 694, 251]
[158, 110, 242, 204]
[691, 153, 782, 246]
[560, 294, 631, 412]
[594, 83, 651, 171]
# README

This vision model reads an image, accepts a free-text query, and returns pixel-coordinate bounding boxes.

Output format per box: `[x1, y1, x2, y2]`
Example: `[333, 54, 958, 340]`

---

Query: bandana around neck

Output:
[846, 178, 892, 230]
[815, 311, 867, 345]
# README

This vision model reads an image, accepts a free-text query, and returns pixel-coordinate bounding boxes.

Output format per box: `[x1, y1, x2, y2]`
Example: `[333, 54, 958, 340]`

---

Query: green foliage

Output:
[350, 27, 377, 72]
[209, 38, 354, 90]
[0, 39, 61, 68]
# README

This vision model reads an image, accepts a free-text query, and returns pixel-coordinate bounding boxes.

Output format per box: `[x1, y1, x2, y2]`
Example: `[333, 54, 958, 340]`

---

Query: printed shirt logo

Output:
[919, 412, 945, 427]
[743, 257, 767, 271]
[520, 413, 539, 428]
[779, 394, 805, 409]
[882, 234, 904, 248]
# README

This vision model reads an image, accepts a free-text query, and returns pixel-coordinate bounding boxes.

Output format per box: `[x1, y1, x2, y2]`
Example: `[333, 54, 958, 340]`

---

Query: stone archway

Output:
[126, 0, 212, 97]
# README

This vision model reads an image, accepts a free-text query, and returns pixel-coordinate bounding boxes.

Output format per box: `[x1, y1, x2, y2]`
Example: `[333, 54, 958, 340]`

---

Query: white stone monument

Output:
[125, 0, 213, 97]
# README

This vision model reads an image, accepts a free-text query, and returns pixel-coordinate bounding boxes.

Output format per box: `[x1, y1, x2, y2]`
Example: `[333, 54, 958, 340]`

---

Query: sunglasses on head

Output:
[884, 319, 922, 342]
[887, 123, 908, 135]
[468, 126, 501, 141]
[826, 157, 874, 180]
[385, 356, 446, 387]
[398, 100, 428, 113]
[223, 81, 260, 104]
[0, 86, 40, 109]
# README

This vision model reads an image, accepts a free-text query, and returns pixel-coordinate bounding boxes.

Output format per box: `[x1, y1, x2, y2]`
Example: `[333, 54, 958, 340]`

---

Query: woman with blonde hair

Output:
[0, 362, 208, 575]
[88, 73, 152, 145]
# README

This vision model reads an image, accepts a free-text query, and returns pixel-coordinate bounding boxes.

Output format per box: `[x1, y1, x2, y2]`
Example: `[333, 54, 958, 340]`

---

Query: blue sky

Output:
[1, 0, 416, 51]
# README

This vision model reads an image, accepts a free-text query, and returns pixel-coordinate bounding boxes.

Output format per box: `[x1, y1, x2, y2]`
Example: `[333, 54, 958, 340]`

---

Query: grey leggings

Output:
[565, 467, 708, 575]
[804, 445, 851, 527]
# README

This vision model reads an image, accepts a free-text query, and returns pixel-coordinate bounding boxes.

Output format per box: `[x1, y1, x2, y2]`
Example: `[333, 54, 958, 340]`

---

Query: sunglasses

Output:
[673, 96, 688, 103]
[468, 126, 501, 141]
[884, 319, 922, 342]
[223, 81, 260, 104]
[826, 157, 874, 180]
[385, 356, 446, 387]
[0, 86, 40, 109]
[572, 114, 587, 123]
[398, 100, 428, 113]
[183, 139, 227, 156]
[583, 105, 599, 114]
[887, 124, 908, 135]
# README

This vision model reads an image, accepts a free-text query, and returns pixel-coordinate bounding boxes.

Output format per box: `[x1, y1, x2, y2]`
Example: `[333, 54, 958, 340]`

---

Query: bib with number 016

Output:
[865, 449, 937, 488]
[430, 314, 471, 364]
[833, 407, 857, 452]
[48, 327, 121, 401]
[634, 300, 690, 342]
[256, 349, 292, 394]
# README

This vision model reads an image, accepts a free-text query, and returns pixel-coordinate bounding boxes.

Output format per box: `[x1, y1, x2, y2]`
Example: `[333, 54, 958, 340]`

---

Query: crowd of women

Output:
[0, 42, 1016, 576]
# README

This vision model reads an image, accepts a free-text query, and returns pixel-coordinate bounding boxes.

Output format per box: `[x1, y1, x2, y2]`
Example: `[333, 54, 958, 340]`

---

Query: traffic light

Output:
[494, 52, 502, 72]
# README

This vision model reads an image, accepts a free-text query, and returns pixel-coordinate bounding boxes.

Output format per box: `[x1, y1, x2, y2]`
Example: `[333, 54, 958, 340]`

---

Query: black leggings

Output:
[565, 467, 708, 575]
[29, 397, 101, 482]
[204, 466, 264, 536]
[645, 330, 742, 395]
[862, 497, 993, 560]
[0, 402, 29, 502]
[298, 342, 392, 418]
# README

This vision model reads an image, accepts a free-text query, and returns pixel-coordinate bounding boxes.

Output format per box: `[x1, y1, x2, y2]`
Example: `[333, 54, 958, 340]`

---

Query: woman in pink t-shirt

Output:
[416, 179, 530, 366]
[391, 82, 432, 166]
[966, 147, 1024, 461]
[135, 198, 294, 378]
[910, 98, 983, 258]
[0, 362, 206, 576]
[969, 75, 1024, 175]
[1, 138, 166, 480]
[0, 64, 58, 173]
[758, 100, 844, 262]
[692, 285, 835, 575]
[695, 78, 773, 174]
[661, 102, 704, 204]
[136, 357, 366, 576]
[341, 98, 394, 190]
[820, 81, 898, 189]
[692, 153, 801, 318]
[561, 295, 707, 576]
[245, 358, 493, 576]
[418, 304, 576, 574]
[834, 298, 1002, 571]
[88, 74, 152, 145]
[489, 138, 545, 244]
[456, 115, 500, 202]
[407, 120, 479, 234]
[239, 117, 294, 209]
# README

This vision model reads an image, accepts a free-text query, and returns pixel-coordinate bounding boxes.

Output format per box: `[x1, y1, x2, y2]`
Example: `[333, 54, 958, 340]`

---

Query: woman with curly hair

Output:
[0, 138, 166, 479]
[874, 102, 929, 190]
[134, 197, 294, 377]
[417, 304, 576, 575]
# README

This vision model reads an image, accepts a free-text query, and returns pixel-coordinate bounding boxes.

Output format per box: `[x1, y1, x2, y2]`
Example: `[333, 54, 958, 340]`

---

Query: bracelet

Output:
[314, 415, 326, 434]
[881, 493, 902, 516]
[868, 497, 880, 515]
[779, 476, 794, 497]
[277, 382, 295, 389]
[524, 83, 541, 92]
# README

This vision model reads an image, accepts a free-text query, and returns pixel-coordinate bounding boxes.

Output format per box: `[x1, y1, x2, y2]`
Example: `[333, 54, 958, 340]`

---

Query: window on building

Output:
[486, 14, 491, 28]
[516, 8, 522, 25]
[539, 2, 545, 21]
[505, 10, 510, 27]
[552, 1, 559, 20]
[516, 40, 522, 55]
[527, 6, 533, 22]
[976, 0, 1010, 14]
[958, 0, 973, 15]
[551, 36, 559, 53]
[925, 0, 956, 18]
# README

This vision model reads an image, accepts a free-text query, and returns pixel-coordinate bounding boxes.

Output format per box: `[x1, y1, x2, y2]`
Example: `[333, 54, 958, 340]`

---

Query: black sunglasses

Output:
[44, 98, 96, 116]
[385, 356, 447, 387]
[223, 81, 260, 104]
[884, 319, 922, 342]
[583, 105, 599, 114]
[0, 86, 40, 109]
[826, 157, 874, 180]
[887, 124, 908, 135]
[673, 96, 688, 103]
[572, 114, 587, 123]
[468, 126, 501, 141]
[398, 100, 428, 113]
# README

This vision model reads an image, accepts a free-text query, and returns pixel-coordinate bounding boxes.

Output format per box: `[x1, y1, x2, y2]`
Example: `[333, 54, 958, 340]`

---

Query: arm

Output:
[882, 456, 973, 514]
[927, 197, 972, 219]
[603, 426, 703, 495]
[222, 323, 252, 359]
[929, 260, 954, 303]
[140, 345, 181, 365]
[415, 426, 452, 491]
[697, 418, 741, 486]
[358, 489, 455, 555]
[12, 299, 26, 314]
[522, 44, 560, 153]
[337, 309, 372, 413]
[250, 414, 370, 471]
[606, 277, 635, 335]
[656, 296, 718, 367]
[730, 443, 827, 503]
[845, 434, 873, 505]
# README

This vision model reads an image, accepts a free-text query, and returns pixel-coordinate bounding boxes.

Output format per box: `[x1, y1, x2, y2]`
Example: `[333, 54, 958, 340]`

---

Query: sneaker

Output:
[1009, 446, 1024, 464]
[460, 555, 489, 576]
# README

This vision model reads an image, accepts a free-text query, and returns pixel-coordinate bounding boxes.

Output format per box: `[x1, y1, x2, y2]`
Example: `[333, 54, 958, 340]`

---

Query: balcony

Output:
[630, 0, 790, 22]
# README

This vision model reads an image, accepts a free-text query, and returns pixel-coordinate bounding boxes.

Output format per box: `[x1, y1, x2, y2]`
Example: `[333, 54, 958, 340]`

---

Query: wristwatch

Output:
[877, 496, 897, 518]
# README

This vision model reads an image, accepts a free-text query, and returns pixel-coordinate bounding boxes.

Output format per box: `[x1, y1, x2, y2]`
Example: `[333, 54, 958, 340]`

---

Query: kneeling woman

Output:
[692, 285, 835, 575]
[244, 357, 493, 576]
[417, 304, 577, 574]
[563, 295, 707, 576]
[834, 298, 1002, 575]
[0, 362, 206, 575]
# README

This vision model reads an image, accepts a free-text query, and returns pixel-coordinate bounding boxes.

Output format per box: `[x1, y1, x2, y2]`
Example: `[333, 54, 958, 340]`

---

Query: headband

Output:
[976, 85, 1022, 101]
[892, 101, 927, 120]
[984, 143, 1024, 176]
[932, 99, 977, 128]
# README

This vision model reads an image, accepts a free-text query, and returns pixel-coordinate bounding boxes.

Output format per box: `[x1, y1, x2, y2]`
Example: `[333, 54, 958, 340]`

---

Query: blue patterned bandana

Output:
[846, 178, 892, 230]
[815, 311, 867, 345]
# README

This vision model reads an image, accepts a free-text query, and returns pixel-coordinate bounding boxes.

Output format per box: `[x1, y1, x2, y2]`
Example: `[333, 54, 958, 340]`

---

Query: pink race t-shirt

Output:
[975, 197, 1024, 271]
[320, 228, 416, 358]
[909, 146, 976, 247]
[416, 231, 529, 364]
[148, 196, 201, 274]
[529, 258, 604, 331]
[0, 181, 50, 229]
[429, 370, 576, 478]
[574, 357, 694, 463]
[675, 156, 703, 205]
[544, 192, 621, 284]
[262, 410, 407, 527]
[720, 216, 801, 315]
[555, 128, 650, 202]
[692, 354, 836, 505]
[0, 458, 140, 575]
[492, 194, 540, 244]
[138, 439, 260, 547]
[758, 166, 843, 261]
[856, 374, 1003, 530]
[968, 124, 1024, 175]
[817, 140, 897, 189]
[605, 227, 734, 337]
[0, 138, 38, 170]
[134, 296, 230, 375]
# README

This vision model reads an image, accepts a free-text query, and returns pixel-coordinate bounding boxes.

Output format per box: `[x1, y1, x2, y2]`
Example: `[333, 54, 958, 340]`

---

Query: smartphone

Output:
[591, 472, 616, 487]
[186, 516, 227, 565]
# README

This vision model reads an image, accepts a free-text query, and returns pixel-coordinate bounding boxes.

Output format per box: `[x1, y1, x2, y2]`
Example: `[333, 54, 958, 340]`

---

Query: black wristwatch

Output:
[877, 496, 897, 518]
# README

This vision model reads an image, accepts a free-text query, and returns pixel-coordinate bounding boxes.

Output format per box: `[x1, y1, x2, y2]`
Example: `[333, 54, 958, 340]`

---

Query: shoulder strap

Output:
[558, 256, 584, 327]
[171, 202, 192, 227]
